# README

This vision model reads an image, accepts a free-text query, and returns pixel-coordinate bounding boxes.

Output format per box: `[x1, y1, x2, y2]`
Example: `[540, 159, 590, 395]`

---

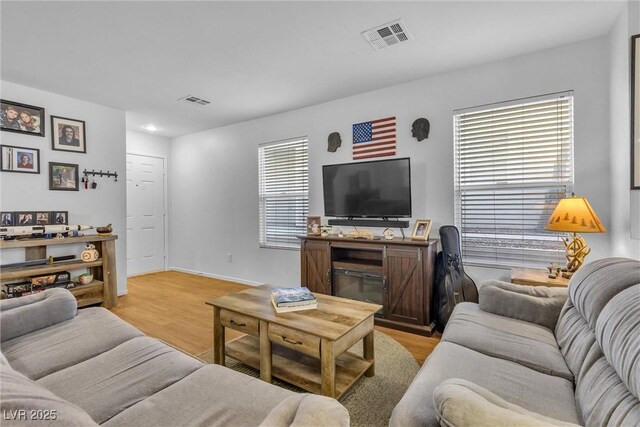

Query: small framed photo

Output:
[35, 212, 51, 225]
[1, 212, 14, 226]
[53, 211, 68, 225]
[49, 162, 79, 191]
[16, 212, 35, 226]
[51, 116, 86, 153]
[0, 145, 40, 174]
[411, 219, 432, 241]
[306, 216, 321, 236]
[0, 99, 45, 137]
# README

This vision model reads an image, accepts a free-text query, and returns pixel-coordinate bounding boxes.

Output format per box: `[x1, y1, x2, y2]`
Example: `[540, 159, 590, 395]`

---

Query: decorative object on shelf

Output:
[320, 225, 332, 237]
[352, 116, 396, 160]
[411, 118, 430, 141]
[96, 224, 113, 235]
[49, 162, 79, 191]
[77, 273, 94, 285]
[545, 193, 606, 275]
[546, 262, 560, 279]
[411, 219, 432, 241]
[0, 224, 94, 238]
[632, 34, 639, 189]
[327, 132, 342, 152]
[0, 99, 45, 137]
[51, 116, 86, 153]
[82, 169, 118, 183]
[306, 216, 321, 236]
[81, 243, 99, 262]
[0, 145, 40, 174]
[347, 229, 374, 240]
[382, 227, 395, 240]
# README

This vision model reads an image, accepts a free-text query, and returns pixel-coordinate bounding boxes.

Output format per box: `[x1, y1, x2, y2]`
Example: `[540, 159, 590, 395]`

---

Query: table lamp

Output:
[545, 193, 606, 275]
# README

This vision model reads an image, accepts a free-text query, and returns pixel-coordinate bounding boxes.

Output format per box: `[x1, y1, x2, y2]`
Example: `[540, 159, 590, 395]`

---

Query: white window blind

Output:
[259, 137, 309, 249]
[454, 92, 574, 268]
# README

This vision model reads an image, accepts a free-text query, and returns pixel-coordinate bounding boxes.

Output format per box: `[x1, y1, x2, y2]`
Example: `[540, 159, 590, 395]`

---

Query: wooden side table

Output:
[511, 268, 570, 288]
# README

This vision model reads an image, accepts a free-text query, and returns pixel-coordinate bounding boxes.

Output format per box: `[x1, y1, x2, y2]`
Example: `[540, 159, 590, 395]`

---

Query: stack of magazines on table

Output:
[270, 286, 317, 313]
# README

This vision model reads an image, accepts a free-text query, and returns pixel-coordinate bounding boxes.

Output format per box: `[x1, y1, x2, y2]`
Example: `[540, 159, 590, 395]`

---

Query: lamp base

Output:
[563, 233, 591, 273]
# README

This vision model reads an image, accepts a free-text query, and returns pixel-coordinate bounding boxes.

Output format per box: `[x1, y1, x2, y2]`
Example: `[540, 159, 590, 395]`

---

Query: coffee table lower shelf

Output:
[225, 334, 372, 399]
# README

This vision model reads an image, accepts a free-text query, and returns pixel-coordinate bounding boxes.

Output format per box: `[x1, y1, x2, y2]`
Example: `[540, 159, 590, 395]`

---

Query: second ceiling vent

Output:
[178, 95, 211, 106]
[362, 19, 412, 51]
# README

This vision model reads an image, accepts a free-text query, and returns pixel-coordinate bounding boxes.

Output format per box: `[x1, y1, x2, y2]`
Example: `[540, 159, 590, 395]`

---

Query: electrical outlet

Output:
[227, 253, 232, 263]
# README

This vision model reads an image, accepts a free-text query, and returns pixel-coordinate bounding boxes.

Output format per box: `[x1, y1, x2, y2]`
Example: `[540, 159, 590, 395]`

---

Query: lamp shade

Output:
[545, 195, 606, 233]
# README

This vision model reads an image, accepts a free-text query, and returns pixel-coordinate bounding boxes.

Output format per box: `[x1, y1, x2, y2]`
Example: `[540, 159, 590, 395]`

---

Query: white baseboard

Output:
[168, 266, 265, 287]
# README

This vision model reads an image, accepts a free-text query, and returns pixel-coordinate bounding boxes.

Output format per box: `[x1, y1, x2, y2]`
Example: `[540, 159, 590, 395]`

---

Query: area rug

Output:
[196, 331, 419, 427]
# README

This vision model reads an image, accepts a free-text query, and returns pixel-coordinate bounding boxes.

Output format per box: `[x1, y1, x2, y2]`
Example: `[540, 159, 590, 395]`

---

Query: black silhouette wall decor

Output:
[327, 132, 342, 152]
[411, 118, 430, 141]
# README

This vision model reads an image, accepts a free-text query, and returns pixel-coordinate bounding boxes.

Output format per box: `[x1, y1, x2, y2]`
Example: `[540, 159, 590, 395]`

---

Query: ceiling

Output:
[1, 1, 625, 138]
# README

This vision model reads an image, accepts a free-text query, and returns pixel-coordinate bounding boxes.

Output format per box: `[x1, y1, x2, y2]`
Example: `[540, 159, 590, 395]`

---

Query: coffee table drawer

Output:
[220, 310, 259, 336]
[269, 324, 320, 357]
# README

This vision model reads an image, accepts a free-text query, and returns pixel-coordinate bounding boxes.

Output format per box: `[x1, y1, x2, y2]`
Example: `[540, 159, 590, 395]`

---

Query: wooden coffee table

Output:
[206, 285, 381, 398]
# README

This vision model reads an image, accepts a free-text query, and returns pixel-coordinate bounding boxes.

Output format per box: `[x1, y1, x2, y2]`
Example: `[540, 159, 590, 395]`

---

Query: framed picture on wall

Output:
[1, 212, 14, 226]
[411, 219, 432, 241]
[53, 211, 68, 225]
[35, 211, 51, 225]
[632, 34, 640, 189]
[0, 99, 45, 137]
[51, 116, 86, 153]
[0, 145, 40, 174]
[16, 212, 35, 226]
[49, 162, 79, 191]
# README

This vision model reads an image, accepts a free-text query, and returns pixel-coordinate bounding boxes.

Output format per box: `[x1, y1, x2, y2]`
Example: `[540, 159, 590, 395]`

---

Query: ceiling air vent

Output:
[178, 95, 211, 106]
[362, 19, 412, 51]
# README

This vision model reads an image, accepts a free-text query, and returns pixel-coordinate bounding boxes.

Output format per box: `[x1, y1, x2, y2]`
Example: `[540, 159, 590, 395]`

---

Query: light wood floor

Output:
[110, 271, 440, 364]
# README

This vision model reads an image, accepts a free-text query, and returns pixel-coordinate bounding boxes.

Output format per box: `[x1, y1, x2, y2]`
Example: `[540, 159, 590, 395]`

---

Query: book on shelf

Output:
[270, 286, 316, 307]
[270, 296, 317, 313]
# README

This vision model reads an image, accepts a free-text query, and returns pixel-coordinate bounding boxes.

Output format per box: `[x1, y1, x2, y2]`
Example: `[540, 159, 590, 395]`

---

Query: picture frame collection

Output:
[0, 99, 85, 191]
[1, 211, 68, 227]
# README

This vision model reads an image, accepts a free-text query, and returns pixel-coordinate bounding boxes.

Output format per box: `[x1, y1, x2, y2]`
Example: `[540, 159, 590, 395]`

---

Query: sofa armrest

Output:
[0, 288, 77, 342]
[479, 280, 567, 330]
[433, 378, 579, 427]
[259, 394, 350, 427]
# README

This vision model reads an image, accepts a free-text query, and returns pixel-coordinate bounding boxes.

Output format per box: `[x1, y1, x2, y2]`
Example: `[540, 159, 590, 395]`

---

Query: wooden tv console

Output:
[298, 235, 438, 336]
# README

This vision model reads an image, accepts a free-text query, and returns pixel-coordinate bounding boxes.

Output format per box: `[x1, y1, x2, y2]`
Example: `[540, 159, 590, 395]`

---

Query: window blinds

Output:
[454, 92, 574, 268]
[259, 137, 309, 249]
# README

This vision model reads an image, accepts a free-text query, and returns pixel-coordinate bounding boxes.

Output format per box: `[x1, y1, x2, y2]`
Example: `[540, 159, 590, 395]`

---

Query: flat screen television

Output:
[322, 157, 411, 218]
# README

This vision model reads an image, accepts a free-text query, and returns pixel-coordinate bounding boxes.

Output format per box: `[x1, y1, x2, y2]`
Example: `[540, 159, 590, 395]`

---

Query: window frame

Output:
[258, 137, 309, 250]
[453, 91, 574, 269]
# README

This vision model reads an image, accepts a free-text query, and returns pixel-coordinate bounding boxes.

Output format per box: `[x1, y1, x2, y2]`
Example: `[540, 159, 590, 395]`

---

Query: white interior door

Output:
[126, 153, 166, 276]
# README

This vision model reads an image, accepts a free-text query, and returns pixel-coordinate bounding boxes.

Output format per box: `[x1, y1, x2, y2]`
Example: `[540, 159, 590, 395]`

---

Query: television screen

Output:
[322, 157, 411, 218]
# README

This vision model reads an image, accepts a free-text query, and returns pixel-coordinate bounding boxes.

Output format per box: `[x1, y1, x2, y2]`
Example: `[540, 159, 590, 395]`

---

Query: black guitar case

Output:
[433, 225, 478, 332]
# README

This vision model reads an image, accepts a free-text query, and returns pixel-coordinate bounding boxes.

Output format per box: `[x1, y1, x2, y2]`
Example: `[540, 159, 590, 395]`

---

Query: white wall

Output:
[126, 130, 171, 160]
[0, 81, 128, 295]
[170, 36, 616, 286]
[609, 1, 640, 258]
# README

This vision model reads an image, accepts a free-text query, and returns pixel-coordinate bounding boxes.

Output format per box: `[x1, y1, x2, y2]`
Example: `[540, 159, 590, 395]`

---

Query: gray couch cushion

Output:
[103, 364, 298, 427]
[38, 336, 203, 424]
[0, 288, 77, 342]
[1, 362, 98, 426]
[479, 280, 568, 330]
[442, 303, 572, 381]
[1, 307, 143, 380]
[389, 341, 579, 427]
[555, 257, 640, 426]
[433, 378, 580, 427]
[258, 394, 350, 426]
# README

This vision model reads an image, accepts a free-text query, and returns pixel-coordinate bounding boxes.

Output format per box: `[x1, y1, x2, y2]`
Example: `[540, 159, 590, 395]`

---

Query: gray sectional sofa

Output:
[0, 289, 349, 426]
[390, 257, 640, 426]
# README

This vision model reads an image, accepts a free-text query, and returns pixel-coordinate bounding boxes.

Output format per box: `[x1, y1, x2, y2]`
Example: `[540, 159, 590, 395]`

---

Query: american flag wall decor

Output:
[352, 116, 396, 160]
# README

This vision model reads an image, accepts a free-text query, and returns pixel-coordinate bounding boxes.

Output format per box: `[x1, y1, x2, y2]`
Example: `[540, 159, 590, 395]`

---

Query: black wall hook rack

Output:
[83, 169, 118, 182]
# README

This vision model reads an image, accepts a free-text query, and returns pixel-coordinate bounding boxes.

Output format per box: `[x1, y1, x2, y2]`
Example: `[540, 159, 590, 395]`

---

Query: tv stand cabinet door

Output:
[383, 247, 424, 325]
[301, 239, 331, 295]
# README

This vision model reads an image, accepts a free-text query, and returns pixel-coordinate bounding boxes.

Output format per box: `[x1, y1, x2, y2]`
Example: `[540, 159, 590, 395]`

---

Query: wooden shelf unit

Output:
[299, 235, 438, 336]
[0, 235, 118, 308]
